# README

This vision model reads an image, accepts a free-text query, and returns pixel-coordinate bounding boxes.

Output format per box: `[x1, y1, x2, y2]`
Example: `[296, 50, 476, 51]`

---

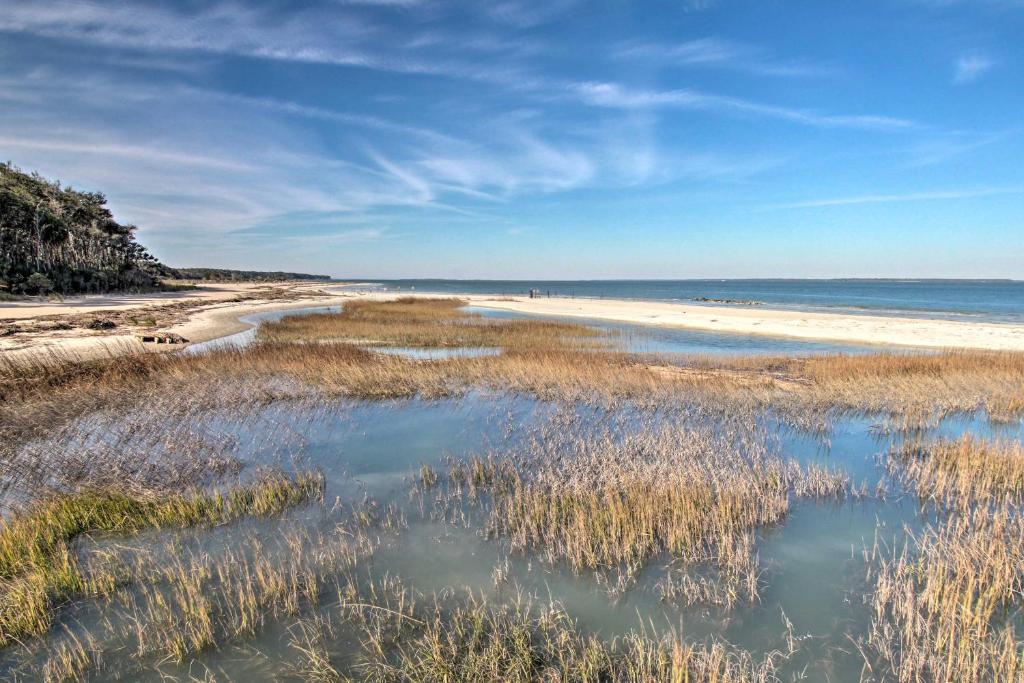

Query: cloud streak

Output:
[616, 38, 835, 78]
[766, 186, 1023, 209]
[0, 136, 257, 172]
[573, 82, 920, 131]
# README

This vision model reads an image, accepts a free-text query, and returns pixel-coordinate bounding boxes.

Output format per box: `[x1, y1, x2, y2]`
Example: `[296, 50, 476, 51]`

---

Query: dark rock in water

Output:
[692, 296, 763, 306]
[86, 318, 117, 330]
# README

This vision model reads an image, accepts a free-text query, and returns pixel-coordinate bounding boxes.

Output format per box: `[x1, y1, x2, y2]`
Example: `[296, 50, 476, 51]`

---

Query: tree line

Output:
[173, 268, 330, 282]
[0, 163, 172, 295]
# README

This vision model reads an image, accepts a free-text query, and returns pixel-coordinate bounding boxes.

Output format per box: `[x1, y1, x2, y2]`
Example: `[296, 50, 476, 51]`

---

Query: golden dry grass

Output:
[2, 298, 1022, 500]
[2, 298, 1021, 681]
[424, 416, 850, 605]
[892, 435, 1024, 509]
[258, 297, 607, 350]
[868, 433, 1024, 681]
[356, 592, 781, 683]
[868, 506, 1024, 683]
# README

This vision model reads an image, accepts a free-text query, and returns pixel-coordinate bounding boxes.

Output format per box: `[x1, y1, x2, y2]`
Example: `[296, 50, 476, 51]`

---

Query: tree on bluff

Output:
[0, 163, 173, 295]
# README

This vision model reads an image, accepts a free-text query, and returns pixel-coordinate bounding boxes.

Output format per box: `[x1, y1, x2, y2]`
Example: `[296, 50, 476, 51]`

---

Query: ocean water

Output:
[358, 279, 1024, 323]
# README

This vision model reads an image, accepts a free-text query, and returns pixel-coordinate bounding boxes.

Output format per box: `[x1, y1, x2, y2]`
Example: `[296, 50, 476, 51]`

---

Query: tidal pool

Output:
[186, 301, 900, 358]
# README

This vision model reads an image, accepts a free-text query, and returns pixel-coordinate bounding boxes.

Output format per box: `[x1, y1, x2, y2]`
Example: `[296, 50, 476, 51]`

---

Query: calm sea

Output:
[358, 279, 1024, 323]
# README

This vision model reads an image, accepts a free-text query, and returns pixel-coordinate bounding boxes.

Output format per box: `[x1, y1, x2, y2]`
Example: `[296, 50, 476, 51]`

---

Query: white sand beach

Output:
[373, 292, 1024, 352]
[0, 283, 361, 361]
[5, 286, 1024, 360]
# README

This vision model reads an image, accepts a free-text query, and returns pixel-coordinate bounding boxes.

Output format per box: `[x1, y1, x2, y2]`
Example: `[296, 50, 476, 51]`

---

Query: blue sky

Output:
[1, 0, 1022, 278]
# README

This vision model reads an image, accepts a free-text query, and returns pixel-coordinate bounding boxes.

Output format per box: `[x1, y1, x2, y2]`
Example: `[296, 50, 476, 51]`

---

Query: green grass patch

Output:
[0, 471, 323, 646]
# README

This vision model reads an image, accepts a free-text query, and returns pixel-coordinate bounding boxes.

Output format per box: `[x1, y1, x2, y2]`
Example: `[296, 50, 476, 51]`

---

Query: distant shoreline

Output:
[354, 291, 1024, 352]
[5, 283, 1024, 359]
[363, 279, 1024, 325]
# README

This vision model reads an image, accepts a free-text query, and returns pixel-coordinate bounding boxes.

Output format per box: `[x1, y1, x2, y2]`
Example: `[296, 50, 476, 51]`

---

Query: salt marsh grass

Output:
[0, 472, 322, 646]
[865, 433, 1024, 681]
[2, 297, 1023, 681]
[425, 414, 850, 605]
[892, 435, 1024, 508]
[258, 297, 608, 352]
[868, 506, 1024, 682]
[356, 592, 782, 683]
[3, 300, 1023, 471]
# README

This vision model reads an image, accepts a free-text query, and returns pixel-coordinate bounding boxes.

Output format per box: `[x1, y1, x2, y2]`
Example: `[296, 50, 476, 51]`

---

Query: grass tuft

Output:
[0, 472, 322, 645]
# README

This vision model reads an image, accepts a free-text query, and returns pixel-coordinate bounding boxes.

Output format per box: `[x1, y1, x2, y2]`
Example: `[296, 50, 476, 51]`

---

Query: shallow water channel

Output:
[5, 388, 1022, 681]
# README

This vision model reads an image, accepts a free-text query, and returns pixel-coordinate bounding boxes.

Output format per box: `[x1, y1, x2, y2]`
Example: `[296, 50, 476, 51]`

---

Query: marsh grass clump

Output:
[868, 506, 1024, 682]
[18, 506, 391, 677]
[431, 415, 850, 604]
[129, 533, 327, 662]
[258, 297, 608, 351]
[0, 471, 323, 646]
[890, 435, 1024, 508]
[39, 626, 99, 683]
[288, 615, 343, 682]
[790, 350, 1024, 420]
[357, 593, 781, 683]
[867, 434, 1024, 679]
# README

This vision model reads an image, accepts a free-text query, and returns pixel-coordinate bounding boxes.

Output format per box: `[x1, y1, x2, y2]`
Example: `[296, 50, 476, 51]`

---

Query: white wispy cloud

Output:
[0, 0, 961, 272]
[616, 38, 834, 78]
[0, 1, 370, 82]
[766, 186, 1023, 209]
[187, 89, 462, 146]
[0, 136, 257, 172]
[573, 82, 920, 131]
[335, 0, 423, 6]
[906, 131, 1009, 166]
[0, 1, 373, 67]
[1, 0, 923, 136]
[909, 0, 1024, 8]
[0, 68, 609, 228]
[483, 0, 580, 28]
[0, 0, 543, 88]
[953, 54, 996, 84]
